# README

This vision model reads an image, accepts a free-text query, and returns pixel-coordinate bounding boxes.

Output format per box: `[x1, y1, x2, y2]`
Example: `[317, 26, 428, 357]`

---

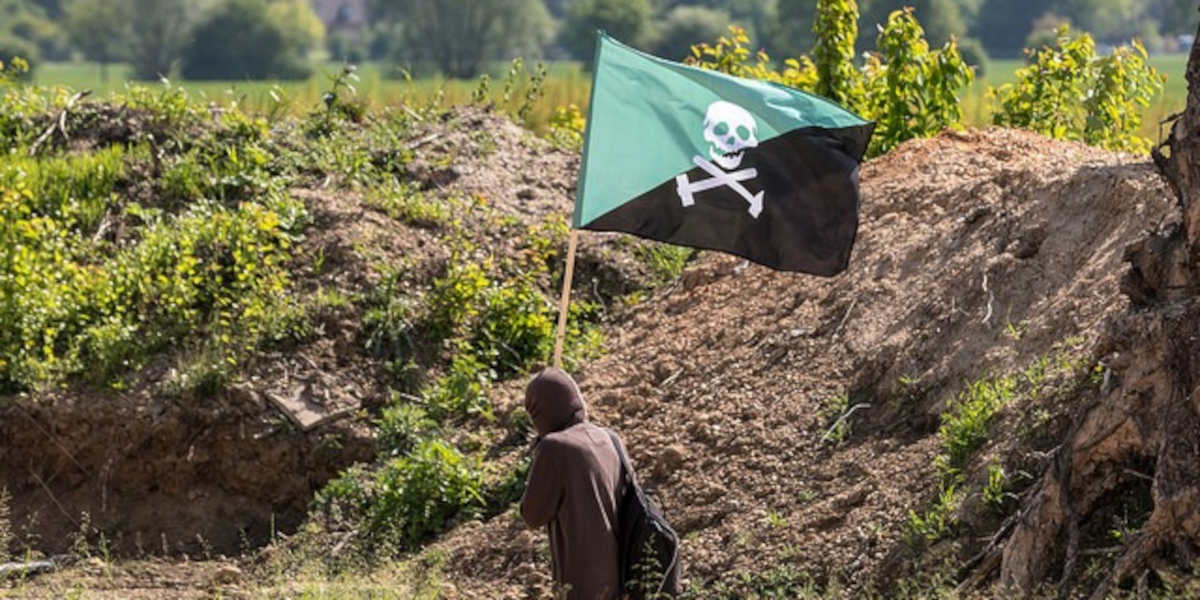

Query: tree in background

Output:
[652, 5, 730, 60]
[371, 0, 553, 78]
[182, 0, 313, 80]
[125, 0, 192, 80]
[268, 0, 326, 61]
[0, 0, 69, 61]
[64, 0, 131, 81]
[562, 0, 654, 65]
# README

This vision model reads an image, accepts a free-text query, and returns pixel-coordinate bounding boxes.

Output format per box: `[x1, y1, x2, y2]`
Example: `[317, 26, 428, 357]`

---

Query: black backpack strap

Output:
[606, 429, 634, 485]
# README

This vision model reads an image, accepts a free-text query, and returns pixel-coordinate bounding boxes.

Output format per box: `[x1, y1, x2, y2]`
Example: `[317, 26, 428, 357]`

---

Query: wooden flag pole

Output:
[552, 230, 580, 369]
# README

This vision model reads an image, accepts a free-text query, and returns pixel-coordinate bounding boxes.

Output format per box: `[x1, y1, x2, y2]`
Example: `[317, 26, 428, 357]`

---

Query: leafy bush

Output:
[862, 8, 974, 156]
[370, 439, 485, 549]
[468, 279, 554, 379]
[992, 27, 1164, 153]
[0, 159, 308, 389]
[377, 401, 436, 457]
[812, 0, 863, 110]
[0, 36, 35, 80]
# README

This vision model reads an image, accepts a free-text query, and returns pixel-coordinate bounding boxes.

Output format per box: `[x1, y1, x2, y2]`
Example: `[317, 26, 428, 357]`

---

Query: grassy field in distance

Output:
[33, 54, 1188, 143]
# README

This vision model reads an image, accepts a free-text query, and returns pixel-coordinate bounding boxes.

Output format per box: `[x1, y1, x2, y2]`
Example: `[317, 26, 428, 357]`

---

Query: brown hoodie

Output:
[520, 368, 624, 600]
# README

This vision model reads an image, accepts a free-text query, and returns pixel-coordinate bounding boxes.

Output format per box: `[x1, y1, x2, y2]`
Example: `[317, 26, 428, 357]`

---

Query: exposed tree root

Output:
[983, 24, 1200, 598]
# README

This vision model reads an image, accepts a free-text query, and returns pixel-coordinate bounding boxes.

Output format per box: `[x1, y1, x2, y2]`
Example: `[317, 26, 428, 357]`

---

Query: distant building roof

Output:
[310, 0, 367, 31]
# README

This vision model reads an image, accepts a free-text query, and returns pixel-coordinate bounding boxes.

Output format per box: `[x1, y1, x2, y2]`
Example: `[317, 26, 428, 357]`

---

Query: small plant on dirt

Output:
[420, 353, 494, 421]
[546, 103, 586, 150]
[820, 392, 854, 445]
[991, 26, 1164, 153]
[308, 64, 364, 138]
[983, 460, 1014, 513]
[903, 484, 962, 547]
[934, 375, 1016, 482]
[634, 242, 696, 286]
[366, 181, 449, 229]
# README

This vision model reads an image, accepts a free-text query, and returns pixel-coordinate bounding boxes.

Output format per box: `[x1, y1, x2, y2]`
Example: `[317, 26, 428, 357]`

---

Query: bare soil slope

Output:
[433, 128, 1175, 597]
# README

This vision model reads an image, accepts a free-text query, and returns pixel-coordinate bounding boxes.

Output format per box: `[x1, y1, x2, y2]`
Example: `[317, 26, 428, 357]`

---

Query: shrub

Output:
[812, 0, 863, 110]
[180, 0, 311, 81]
[992, 26, 1164, 153]
[377, 402, 436, 457]
[370, 439, 486, 549]
[862, 8, 974, 156]
[468, 279, 555, 379]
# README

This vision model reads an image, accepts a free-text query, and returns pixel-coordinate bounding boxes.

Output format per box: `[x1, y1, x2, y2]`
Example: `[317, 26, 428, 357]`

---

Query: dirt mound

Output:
[0, 104, 655, 561]
[431, 128, 1175, 596]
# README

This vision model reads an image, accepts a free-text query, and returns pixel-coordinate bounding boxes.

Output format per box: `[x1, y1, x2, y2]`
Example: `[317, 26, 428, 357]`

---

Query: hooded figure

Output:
[520, 368, 624, 600]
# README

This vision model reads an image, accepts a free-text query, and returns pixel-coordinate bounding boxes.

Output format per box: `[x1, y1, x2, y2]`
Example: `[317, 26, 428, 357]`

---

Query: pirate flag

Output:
[573, 33, 874, 275]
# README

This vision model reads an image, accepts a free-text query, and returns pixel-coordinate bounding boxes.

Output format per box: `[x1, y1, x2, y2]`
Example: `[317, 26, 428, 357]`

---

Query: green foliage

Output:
[373, 0, 553, 78]
[652, 5, 731, 61]
[361, 439, 486, 549]
[0, 36, 37, 80]
[563, 0, 654, 66]
[546, 103, 586, 150]
[685, 26, 818, 92]
[0, 147, 308, 390]
[934, 375, 1016, 481]
[420, 353, 493, 420]
[634, 241, 697, 285]
[181, 0, 313, 81]
[468, 279, 554, 379]
[863, 8, 974, 156]
[819, 391, 853, 445]
[813, 0, 863, 110]
[983, 461, 1012, 512]
[377, 401, 437, 457]
[992, 26, 1164, 153]
[365, 181, 449, 229]
[903, 484, 962, 546]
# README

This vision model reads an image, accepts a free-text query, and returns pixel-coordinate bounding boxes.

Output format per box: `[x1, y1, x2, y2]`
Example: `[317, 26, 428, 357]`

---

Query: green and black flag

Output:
[573, 34, 874, 275]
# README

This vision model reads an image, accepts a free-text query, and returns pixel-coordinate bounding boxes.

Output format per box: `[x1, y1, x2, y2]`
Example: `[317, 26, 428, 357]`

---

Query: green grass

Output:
[33, 53, 1187, 143]
[33, 60, 590, 134]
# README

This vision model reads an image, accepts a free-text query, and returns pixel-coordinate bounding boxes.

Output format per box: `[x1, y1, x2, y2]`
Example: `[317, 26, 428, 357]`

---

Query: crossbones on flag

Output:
[572, 33, 874, 275]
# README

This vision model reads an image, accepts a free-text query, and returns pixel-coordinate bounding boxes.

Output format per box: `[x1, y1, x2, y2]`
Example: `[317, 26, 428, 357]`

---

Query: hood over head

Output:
[525, 367, 586, 436]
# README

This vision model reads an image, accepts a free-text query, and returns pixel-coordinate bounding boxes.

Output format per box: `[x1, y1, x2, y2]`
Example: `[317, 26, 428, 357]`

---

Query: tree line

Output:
[1, 0, 1196, 81]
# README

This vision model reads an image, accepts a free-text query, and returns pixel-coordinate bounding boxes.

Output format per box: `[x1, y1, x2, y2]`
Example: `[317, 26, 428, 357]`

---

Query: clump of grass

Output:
[934, 375, 1017, 482]
[634, 241, 697, 286]
[365, 181, 449, 229]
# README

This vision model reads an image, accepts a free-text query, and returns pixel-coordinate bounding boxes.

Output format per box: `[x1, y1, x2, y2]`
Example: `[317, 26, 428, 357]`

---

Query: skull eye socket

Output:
[736, 125, 752, 141]
[712, 122, 730, 137]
